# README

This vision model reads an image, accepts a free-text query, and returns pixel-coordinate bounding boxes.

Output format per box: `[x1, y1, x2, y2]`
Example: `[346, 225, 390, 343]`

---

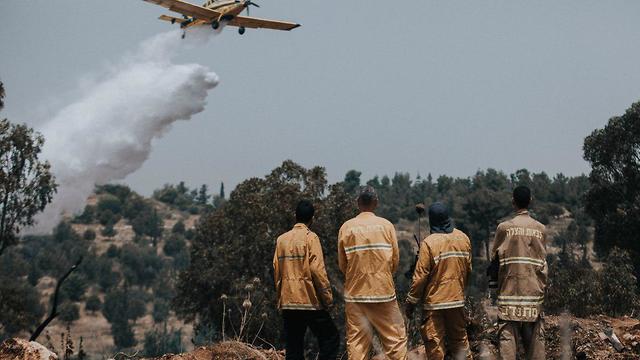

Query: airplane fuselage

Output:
[190, 0, 247, 24]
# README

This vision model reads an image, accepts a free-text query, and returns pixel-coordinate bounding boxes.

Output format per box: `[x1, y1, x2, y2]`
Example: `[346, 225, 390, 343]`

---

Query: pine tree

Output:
[197, 184, 210, 205]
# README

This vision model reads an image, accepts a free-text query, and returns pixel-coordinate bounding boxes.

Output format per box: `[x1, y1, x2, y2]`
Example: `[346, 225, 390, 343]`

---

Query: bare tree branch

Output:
[30, 257, 83, 341]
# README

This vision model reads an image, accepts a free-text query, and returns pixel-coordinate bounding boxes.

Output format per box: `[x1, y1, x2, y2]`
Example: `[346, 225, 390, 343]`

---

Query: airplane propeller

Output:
[244, 0, 259, 16]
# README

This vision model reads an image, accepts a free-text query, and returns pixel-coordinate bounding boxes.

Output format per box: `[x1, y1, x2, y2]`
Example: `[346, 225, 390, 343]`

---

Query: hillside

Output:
[2, 163, 638, 360]
[3, 183, 218, 359]
[27, 184, 592, 359]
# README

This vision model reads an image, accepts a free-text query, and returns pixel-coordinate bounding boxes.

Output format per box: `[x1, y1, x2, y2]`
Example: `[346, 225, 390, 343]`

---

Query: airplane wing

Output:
[144, 0, 220, 20]
[159, 14, 185, 23]
[228, 16, 300, 31]
[158, 14, 207, 27]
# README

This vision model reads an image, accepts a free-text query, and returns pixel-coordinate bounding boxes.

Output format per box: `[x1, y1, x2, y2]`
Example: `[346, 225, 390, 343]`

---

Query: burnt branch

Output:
[29, 257, 83, 342]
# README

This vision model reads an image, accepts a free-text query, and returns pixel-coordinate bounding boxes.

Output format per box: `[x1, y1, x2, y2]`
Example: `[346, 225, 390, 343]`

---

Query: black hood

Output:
[428, 202, 454, 234]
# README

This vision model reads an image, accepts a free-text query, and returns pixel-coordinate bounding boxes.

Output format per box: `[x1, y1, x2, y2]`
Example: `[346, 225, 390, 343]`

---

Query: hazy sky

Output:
[1, 1, 640, 195]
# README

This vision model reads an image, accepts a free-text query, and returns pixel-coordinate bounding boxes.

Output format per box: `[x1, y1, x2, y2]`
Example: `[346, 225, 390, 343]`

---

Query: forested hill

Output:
[3, 161, 638, 359]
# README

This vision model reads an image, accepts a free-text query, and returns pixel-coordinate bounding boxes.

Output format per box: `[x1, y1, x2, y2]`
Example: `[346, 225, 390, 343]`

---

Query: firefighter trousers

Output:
[497, 317, 545, 360]
[345, 301, 408, 360]
[419, 307, 472, 360]
[282, 309, 339, 360]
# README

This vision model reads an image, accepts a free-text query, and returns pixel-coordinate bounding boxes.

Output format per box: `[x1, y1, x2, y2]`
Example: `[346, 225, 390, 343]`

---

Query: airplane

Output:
[143, 0, 300, 37]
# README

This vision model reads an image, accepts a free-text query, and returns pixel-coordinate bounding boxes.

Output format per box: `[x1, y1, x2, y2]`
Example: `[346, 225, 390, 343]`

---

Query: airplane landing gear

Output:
[238, 26, 246, 35]
[211, 20, 220, 29]
[181, 31, 186, 39]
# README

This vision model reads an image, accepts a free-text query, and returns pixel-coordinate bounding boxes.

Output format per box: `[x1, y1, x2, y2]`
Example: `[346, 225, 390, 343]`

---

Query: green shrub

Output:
[171, 221, 186, 234]
[75, 205, 96, 224]
[106, 244, 120, 258]
[101, 224, 117, 237]
[600, 248, 639, 316]
[83, 229, 96, 241]
[153, 300, 170, 324]
[62, 274, 88, 302]
[58, 302, 80, 325]
[143, 327, 183, 357]
[97, 194, 123, 215]
[163, 235, 186, 257]
[85, 295, 102, 313]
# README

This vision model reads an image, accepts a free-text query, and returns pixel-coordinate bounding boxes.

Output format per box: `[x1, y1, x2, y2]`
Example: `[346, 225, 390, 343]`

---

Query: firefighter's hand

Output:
[404, 302, 415, 318]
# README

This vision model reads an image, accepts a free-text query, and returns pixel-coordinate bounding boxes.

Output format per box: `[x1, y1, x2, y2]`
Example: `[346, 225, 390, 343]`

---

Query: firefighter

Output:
[487, 186, 547, 360]
[338, 186, 407, 360]
[273, 200, 339, 360]
[404, 202, 473, 360]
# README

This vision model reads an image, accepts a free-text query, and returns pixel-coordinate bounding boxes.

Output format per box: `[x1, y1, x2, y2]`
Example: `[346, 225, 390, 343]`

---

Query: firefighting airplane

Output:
[143, 0, 300, 37]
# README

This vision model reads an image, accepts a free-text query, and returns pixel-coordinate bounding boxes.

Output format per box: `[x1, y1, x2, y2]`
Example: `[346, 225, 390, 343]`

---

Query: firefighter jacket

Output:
[273, 223, 333, 310]
[338, 212, 400, 303]
[488, 210, 547, 322]
[406, 229, 472, 310]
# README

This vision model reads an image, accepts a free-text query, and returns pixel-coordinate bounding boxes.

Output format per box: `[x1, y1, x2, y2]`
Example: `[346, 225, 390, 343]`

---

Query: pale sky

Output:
[1, 1, 640, 195]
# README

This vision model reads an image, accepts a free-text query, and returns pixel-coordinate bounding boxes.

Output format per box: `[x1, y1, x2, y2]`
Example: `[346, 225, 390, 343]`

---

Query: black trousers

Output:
[282, 309, 339, 360]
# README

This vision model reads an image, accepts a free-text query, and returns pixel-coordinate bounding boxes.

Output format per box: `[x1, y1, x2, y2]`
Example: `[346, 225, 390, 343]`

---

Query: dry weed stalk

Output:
[218, 277, 268, 344]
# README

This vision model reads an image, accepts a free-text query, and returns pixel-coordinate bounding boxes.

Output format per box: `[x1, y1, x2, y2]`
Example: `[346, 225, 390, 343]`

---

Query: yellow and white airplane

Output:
[143, 0, 300, 37]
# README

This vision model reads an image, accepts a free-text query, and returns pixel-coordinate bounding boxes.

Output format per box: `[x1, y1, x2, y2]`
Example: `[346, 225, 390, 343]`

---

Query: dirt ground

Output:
[468, 314, 640, 360]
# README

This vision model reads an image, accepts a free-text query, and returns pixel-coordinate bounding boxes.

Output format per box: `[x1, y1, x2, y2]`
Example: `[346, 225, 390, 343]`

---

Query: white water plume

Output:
[32, 28, 219, 232]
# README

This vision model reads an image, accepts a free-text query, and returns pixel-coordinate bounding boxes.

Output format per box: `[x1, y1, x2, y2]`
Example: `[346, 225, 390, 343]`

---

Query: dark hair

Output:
[513, 186, 531, 209]
[357, 186, 378, 208]
[295, 200, 315, 223]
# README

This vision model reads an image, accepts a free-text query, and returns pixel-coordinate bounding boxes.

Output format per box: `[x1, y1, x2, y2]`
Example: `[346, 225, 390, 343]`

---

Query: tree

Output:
[0, 81, 4, 110]
[131, 208, 163, 246]
[343, 170, 362, 194]
[171, 220, 186, 234]
[174, 160, 356, 345]
[0, 269, 44, 337]
[196, 184, 210, 205]
[459, 170, 511, 259]
[163, 234, 186, 257]
[97, 194, 123, 217]
[61, 273, 88, 302]
[152, 299, 170, 324]
[101, 223, 117, 237]
[112, 319, 136, 349]
[213, 182, 226, 208]
[600, 248, 639, 316]
[0, 117, 57, 255]
[85, 295, 102, 314]
[103, 286, 140, 349]
[75, 205, 95, 224]
[58, 302, 80, 325]
[143, 327, 183, 357]
[583, 101, 640, 271]
[83, 229, 96, 241]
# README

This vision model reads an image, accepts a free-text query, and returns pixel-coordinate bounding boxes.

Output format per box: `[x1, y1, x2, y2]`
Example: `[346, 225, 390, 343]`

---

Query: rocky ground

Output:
[3, 314, 640, 360]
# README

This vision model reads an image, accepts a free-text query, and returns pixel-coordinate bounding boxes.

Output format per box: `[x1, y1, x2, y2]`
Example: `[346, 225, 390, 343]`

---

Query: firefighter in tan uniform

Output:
[338, 186, 407, 360]
[273, 200, 339, 360]
[487, 186, 547, 360]
[405, 202, 473, 360]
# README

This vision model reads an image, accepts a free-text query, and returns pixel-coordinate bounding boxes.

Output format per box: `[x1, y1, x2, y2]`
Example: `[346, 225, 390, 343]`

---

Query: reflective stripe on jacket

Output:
[407, 229, 472, 310]
[338, 212, 399, 303]
[273, 223, 333, 310]
[490, 210, 547, 322]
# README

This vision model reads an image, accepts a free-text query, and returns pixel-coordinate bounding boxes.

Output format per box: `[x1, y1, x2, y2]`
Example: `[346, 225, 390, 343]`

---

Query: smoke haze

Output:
[32, 29, 219, 232]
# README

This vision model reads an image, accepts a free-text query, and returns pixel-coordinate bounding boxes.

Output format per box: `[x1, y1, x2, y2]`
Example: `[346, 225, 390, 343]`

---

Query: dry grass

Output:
[146, 341, 283, 360]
